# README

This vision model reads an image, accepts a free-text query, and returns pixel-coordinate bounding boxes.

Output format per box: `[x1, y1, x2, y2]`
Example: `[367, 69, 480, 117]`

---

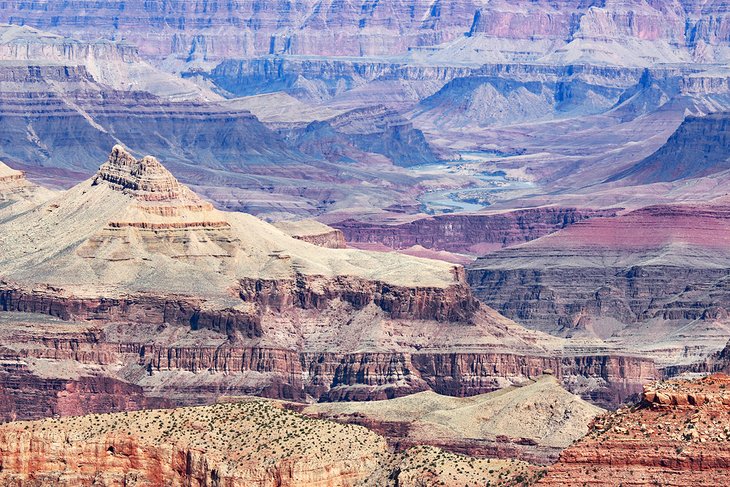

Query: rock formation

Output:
[0, 147, 656, 418]
[608, 112, 730, 184]
[540, 374, 730, 485]
[0, 399, 542, 486]
[0, 51, 441, 218]
[2, 1, 730, 65]
[664, 338, 730, 377]
[333, 207, 616, 255]
[0, 160, 53, 223]
[0, 24, 216, 101]
[282, 105, 439, 167]
[468, 203, 730, 369]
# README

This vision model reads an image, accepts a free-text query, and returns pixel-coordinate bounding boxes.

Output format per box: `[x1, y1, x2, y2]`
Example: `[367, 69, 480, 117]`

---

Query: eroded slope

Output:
[0, 400, 541, 487]
[304, 375, 604, 464]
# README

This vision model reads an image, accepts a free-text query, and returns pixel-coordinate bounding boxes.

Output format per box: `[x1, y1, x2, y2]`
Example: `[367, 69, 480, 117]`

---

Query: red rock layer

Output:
[334, 207, 616, 255]
[540, 374, 730, 486]
[0, 283, 263, 341]
[0, 432, 218, 486]
[0, 270, 480, 329]
[238, 272, 479, 323]
[0, 360, 170, 423]
[0, 322, 656, 422]
[468, 204, 730, 335]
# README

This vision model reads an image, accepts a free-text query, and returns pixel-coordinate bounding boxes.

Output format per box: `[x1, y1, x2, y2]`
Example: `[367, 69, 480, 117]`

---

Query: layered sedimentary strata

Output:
[0, 309, 655, 420]
[0, 24, 216, 100]
[0, 88, 310, 176]
[0, 147, 660, 418]
[1, 1, 730, 64]
[540, 375, 730, 486]
[468, 203, 730, 367]
[0, 360, 171, 424]
[281, 105, 439, 167]
[0, 401, 541, 487]
[0, 145, 463, 293]
[0, 66, 437, 217]
[664, 338, 730, 377]
[333, 207, 616, 255]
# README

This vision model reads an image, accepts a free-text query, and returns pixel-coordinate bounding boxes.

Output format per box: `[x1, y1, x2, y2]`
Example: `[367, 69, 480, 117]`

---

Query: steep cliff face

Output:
[0, 308, 655, 421]
[0, 0, 484, 60]
[0, 361, 171, 424]
[334, 207, 616, 255]
[540, 375, 730, 486]
[0, 1, 729, 64]
[468, 204, 730, 368]
[0, 24, 216, 100]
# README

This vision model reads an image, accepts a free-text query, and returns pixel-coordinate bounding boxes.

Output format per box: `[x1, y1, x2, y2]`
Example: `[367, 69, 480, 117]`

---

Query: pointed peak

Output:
[94, 146, 188, 201]
[108, 144, 136, 165]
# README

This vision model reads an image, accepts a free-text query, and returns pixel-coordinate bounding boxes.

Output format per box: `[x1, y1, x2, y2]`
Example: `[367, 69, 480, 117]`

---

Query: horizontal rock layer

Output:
[334, 207, 616, 254]
[1, 1, 730, 63]
[540, 375, 730, 485]
[467, 204, 730, 368]
[0, 312, 656, 423]
[0, 283, 263, 341]
[238, 273, 479, 323]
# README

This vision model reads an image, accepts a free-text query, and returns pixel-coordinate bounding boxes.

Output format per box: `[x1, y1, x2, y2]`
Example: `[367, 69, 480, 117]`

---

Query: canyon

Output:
[0, 146, 657, 427]
[1, 1, 730, 485]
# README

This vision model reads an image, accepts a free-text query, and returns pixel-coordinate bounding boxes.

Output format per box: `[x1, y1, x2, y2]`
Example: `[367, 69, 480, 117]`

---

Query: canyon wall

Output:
[0, 1, 729, 63]
[0, 402, 395, 487]
[0, 309, 656, 423]
[468, 204, 730, 344]
[468, 265, 730, 334]
[333, 207, 616, 254]
[465, 203, 730, 378]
